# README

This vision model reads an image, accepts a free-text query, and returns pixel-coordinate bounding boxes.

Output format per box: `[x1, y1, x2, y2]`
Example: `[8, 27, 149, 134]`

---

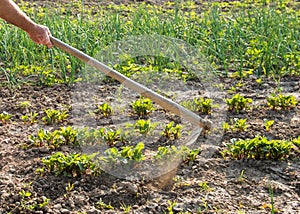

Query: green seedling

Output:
[198, 181, 213, 192]
[42, 109, 68, 125]
[102, 128, 121, 146]
[182, 97, 216, 115]
[19, 101, 32, 109]
[222, 118, 249, 132]
[131, 119, 157, 135]
[162, 121, 182, 140]
[96, 103, 113, 117]
[104, 142, 145, 164]
[131, 97, 156, 117]
[226, 94, 252, 113]
[167, 200, 177, 214]
[0, 112, 12, 124]
[42, 152, 100, 177]
[120, 202, 131, 214]
[96, 198, 114, 210]
[64, 182, 74, 198]
[224, 136, 293, 160]
[21, 112, 38, 125]
[28, 126, 78, 149]
[267, 93, 298, 110]
[264, 119, 275, 131]
[292, 136, 300, 149]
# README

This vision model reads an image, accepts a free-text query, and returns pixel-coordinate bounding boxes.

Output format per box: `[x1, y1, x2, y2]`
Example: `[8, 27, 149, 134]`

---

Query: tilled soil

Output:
[0, 74, 299, 213]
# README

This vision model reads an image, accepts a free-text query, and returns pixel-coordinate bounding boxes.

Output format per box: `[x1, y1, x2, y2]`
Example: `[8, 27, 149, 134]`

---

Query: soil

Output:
[1, 1, 300, 214]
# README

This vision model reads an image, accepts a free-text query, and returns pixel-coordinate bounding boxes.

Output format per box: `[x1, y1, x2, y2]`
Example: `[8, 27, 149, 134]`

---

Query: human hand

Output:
[26, 24, 52, 48]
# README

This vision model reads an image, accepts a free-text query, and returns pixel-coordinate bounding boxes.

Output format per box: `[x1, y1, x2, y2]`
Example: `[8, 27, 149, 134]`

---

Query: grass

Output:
[0, 0, 299, 85]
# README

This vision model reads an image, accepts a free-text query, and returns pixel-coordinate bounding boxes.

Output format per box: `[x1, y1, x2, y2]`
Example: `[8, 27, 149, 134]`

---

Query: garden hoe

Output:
[50, 36, 211, 132]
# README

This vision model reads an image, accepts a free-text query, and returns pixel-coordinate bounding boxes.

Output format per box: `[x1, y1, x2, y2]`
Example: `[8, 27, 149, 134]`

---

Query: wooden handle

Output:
[50, 36, 211, 129]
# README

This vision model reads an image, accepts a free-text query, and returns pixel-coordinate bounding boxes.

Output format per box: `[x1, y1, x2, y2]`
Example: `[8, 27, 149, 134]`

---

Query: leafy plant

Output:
[226, 94, 252, 113]
[19, 101, 32, 109]
[182, 97, 216, 115]
[131, 119, 158, 135]
[96, 103, 113, 117]
[28, 127, 78, 149]
[222, 118, 249, 132]
[0, 112, 12, 124]
[21, 112, 38, 125]
[42, 109, 68, 125]
[223, 136, 293, 160]
[104, 142, 145, 164]
[267, 94, 298, 110]
[292, 136, 300, 149]
[264, 119, 275, 131]
[161, 121, 182, 140]
[131, 97, 156, 117]
[96, 198, 114, 210]
[102, 128, 121, 146]
[42, 152, 100, 177]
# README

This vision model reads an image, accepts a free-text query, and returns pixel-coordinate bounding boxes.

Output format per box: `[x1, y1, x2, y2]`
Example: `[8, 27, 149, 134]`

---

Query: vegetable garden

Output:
[0, 0, 299, 213]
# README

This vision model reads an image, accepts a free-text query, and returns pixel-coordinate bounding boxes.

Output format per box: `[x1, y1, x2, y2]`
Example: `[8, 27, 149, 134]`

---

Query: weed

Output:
[131, 97, 156, 117]
[19, 101, 32, 109]
[267, 93, 298, 110]
[226, 94, 252, 113]
[166, 200, 177, 214]
[198, 181, 213, 192]
[64, 182, 74, 198]
[120, 202, 131, 214]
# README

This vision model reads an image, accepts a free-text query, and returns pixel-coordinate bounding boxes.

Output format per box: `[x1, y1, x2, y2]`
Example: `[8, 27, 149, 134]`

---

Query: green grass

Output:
[0, 0, 299, 85]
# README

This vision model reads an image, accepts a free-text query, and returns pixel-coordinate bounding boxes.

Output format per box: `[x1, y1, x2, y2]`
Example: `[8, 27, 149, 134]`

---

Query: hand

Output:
[26, 24, 52, 48]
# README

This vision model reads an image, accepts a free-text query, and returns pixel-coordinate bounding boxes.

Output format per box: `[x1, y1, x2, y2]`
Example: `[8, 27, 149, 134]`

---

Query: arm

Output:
[0, 0, 52, 47]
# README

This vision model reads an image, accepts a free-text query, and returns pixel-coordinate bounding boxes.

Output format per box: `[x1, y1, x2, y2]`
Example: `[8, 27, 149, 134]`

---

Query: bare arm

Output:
[0, 0, 52, 47]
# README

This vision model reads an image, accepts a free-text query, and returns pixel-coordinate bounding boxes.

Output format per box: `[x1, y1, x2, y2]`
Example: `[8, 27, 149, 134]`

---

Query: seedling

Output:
[21, 112, 38, 125]
[120, 202, 131, 214]
[19, 101, 32, 109]
[96, 103, 113, 117]
[104, 142, 145, 165]
[131, 97, 156, 117]
[42, 152, 100, 177]
[102, 128, 121, 146]
[161, 121, 182, 140]
[222, 118, 249, 132]
[96, 198, 114, 210]
[264, 119, 274, 131]
[64, 182, 74, 198]
[0, 112, 12, 124]
[182, 97, 216, 115]
[267, 93, 298, 110]
[224, 136, 293, 160]
[226, 94, 252, 113]
[166, 200, 177, 214]
[131, 119, 158, 135]
[198, 181, 213, 192]
[42, 109, 68, 125]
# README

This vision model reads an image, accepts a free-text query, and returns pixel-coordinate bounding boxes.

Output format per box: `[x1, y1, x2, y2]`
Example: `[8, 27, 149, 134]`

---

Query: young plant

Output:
[131, 97, 156, 117]
[131, 119, 157, 135]
[161, 121, 182, 140]
[182, 97, 218, 115]
[19, 101, 32, 109]
[96, 103, 113, 117]
[96, 198, 114, 210]
[223, 136, 293, 160]
[42, 152, 100, 177]
[264, 119, 275, 131]
[42, 109, 68, 125]
[226, 93, 252, 113]
[102, 128, 121, 146]
[0, 112, 12, 124]
[21, 112, 38, 125]
[104, 142, 145, 164]
[267, 93, 298, 110]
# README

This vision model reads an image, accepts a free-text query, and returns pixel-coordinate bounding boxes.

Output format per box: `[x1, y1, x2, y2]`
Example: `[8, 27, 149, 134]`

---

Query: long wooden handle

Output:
[50, 36, 211, 129]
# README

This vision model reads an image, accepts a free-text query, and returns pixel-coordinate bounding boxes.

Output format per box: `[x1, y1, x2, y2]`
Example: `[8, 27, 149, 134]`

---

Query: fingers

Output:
[27, 24, 53, 48]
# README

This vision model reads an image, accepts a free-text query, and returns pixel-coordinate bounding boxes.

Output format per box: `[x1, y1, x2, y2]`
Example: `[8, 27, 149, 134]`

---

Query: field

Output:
[0, 0, 299, 213]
